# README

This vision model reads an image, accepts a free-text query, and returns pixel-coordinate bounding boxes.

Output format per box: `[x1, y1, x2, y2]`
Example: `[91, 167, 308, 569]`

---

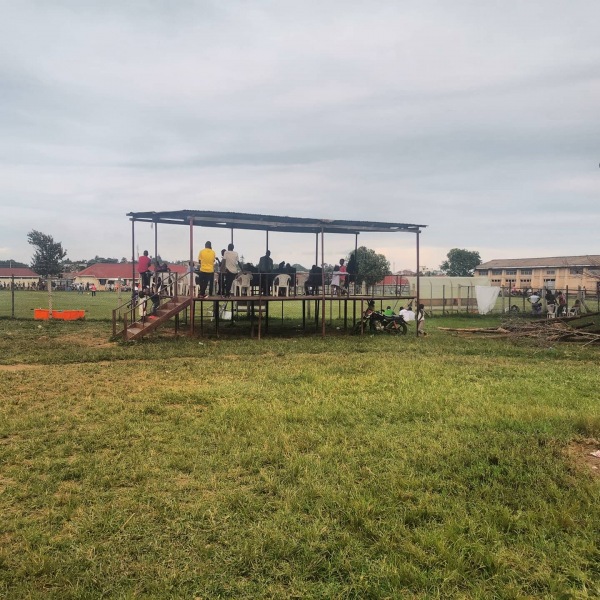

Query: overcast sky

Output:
[1, 0, 598, 271]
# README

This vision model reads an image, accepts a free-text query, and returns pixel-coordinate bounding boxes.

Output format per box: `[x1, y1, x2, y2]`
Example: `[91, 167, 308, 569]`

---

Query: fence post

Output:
[442, 285, 446, 316]
[11, 275, 15, 318]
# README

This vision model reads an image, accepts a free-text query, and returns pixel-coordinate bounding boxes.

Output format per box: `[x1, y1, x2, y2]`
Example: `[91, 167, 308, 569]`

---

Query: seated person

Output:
[305, 265, 323, 295]
[399, 306, 416, 322]
[570, 299, 581, 316]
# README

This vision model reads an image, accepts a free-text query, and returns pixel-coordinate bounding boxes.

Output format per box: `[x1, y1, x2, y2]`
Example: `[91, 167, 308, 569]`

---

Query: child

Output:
[138, 291, 148, 323]
[330, 265, 341, 296]
[384, 305, 394, 317]
[417, 303, 426, 336]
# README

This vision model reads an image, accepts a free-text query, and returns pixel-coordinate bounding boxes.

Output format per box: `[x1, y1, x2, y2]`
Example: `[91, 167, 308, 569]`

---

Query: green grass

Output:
[0, 290, 126, 320]
[0, 317, 598, 599]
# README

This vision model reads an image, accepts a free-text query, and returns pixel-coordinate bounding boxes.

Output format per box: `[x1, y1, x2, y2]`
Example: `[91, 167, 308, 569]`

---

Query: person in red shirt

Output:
[138, 250, 152, 289]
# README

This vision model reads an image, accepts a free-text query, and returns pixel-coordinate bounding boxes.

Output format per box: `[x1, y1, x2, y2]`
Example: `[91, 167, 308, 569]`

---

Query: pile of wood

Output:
[439, 312, 600, 346]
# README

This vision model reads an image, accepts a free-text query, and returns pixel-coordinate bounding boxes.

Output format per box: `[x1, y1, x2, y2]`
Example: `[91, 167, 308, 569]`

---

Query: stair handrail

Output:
[112, 270, 191, 339]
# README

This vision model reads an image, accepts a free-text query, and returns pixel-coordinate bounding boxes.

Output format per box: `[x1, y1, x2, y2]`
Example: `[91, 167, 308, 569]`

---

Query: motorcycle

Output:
[354, 304, 408, 335]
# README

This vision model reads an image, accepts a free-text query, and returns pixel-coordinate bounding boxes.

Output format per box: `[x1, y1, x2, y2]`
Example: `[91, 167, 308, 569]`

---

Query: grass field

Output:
[0, 314, 599, 599]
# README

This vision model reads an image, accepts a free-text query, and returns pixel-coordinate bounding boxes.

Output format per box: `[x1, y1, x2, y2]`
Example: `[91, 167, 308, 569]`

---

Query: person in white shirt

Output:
[417, 303, 426, 336]
[222, 243, 241, 297]
[399, 306, 415, 322]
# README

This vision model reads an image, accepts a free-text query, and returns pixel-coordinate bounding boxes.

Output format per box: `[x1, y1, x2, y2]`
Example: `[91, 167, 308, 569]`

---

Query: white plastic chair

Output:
[234, 273, 252, 296]
[272, 274, 291, 297]
[546, 304, 556, 319]
[295, 273, 309, 296]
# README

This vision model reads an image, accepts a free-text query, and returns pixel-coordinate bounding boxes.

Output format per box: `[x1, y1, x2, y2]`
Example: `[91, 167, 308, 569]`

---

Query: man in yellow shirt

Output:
[197, 241, 216, 298]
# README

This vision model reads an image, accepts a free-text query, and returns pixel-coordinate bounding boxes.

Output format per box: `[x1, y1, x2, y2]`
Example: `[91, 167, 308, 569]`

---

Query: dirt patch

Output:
[566, 440, 600, 479]
[57, 333, 114, 348]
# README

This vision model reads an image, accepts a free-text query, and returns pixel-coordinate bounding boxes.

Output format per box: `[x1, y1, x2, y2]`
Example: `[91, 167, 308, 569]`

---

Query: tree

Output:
[27, 230, 67, 277]
[0, 259, 28, 268]
[440, 248, 481, 277]
[88, 255, 118, 265]
[349, 246, 390, 287]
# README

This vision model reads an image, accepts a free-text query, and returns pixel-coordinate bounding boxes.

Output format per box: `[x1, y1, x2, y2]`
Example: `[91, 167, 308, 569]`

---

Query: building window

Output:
[505, 270, 516, 275]
[520, 269, 532, 275]
[477, 270, 488, 276]
[570, 268, 583, 275]
[491, 269, 502, 275]
[546, 270, 555, 275]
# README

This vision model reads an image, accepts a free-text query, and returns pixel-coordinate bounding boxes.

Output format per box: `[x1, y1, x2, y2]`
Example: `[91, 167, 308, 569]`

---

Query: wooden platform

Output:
[191, 294, 416, 338]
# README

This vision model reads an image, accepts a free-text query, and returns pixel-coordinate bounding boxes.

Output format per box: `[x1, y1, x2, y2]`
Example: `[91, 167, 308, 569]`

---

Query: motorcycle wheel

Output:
[389, 322, 407, 335]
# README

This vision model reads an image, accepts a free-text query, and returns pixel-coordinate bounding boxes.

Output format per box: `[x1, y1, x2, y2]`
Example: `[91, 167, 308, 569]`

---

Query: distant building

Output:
[0, 267, 40, 289]
[74, 262, 188, 291]
[476, 255, 600, 292]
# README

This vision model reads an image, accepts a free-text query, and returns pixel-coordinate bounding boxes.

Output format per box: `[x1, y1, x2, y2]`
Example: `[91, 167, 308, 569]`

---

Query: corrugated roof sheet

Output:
[126, 210, 426, 235]
[0, 267, 39, 277]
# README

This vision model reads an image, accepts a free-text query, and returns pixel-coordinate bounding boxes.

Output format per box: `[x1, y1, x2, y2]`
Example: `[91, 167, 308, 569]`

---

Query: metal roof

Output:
[127, 210, 426, 235]
[0, 267, 39, 278]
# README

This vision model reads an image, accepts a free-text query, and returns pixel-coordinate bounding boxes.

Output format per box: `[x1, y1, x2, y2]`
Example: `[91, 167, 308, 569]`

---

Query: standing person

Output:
[197, 241, 216, 298]
[90, 283, 97, 297]
[330, 265, 341, 296]
[346, 253, 357, 294]
[222, 243, 241, 297]
[138, 290, 148, 322]
[149, 277, 163, 316]
[528, 290, 542, 316]
[545, 289, 556, 318]
[416, 303, 426, 336]
[556, 291, 567, 316]
[338, 258, 347, 294]
[218, 249, 227, 296]
[258, 250, 274, 296]
[138, 250, 152, 289]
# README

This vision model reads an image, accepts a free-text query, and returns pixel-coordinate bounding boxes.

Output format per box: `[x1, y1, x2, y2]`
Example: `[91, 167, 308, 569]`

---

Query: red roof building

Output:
[0, 267, 41, 289]
[0, 267, 39, 278]
[74, 263, 188, 290]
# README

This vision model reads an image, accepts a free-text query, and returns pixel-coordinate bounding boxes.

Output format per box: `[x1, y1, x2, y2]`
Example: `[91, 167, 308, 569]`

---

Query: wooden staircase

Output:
[123, 296, 192, 341]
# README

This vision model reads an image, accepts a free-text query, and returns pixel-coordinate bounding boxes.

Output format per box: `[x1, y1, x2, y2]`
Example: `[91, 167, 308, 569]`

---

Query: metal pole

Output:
[131, 219, 136, 300]
[189, 218, 195, 335]
[467, 285, 470, 314]
[442, 284, 445, 316]
[354, 234, 358, 295]
[154, 220, 158, 261]
[416, 230, 420, 337]
[11, 274, 15, 318]
[321, 227, 326, 337]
